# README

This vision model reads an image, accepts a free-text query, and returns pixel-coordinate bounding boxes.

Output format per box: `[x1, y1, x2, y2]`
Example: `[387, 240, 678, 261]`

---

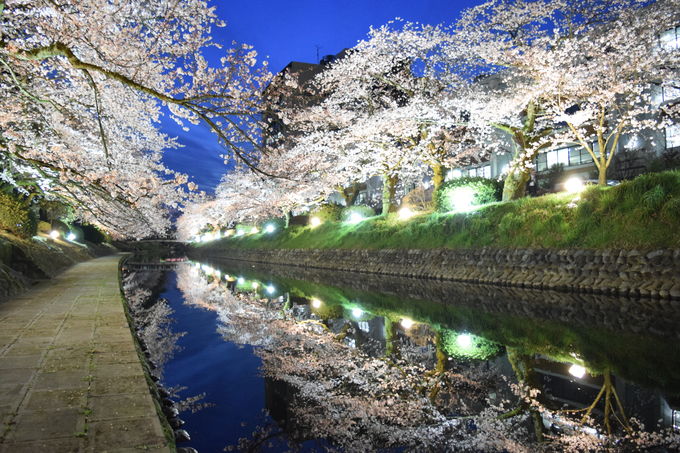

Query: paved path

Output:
[0, 255, 172, 452]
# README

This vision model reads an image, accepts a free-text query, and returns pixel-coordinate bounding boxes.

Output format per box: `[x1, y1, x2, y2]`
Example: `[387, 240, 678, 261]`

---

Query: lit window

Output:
[358, 321, 370, 332]
[673, 409, 680, 430]
[666, 123, 680, 149]
[482, 165, 491, 178]
[660, 26, 680, 50]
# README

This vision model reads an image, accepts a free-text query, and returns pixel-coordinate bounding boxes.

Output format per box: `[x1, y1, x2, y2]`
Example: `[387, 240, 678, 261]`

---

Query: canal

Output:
[121, 253, 680, 452]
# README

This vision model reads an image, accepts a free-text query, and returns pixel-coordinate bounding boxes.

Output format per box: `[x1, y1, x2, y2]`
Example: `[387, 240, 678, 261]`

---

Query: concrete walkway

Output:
[0, 255, 171, 452]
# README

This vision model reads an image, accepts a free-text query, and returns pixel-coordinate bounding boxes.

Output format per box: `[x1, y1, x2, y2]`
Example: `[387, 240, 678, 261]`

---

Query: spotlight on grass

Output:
[456, 333, 473, 349]
[568, 364, 586, 379]
[49, 230, 60, 239]
[398, 207, 415, 221]
[264, 224, 276, 234]
[310, 216, 322, 228]
[250, 227, 259, 234]
[564, 177, 585, 193]
[352, 307, 363, 318]
[237, 277, 245, 285]
[347, 213, 365, 224]
[311, 298, 322, 308]
[66, 232, 77, 241]
[400, 318, 414, 329]
[252, 282, 259, 289]
[449, 187, 476, 212]
[266, 285, 275, 294]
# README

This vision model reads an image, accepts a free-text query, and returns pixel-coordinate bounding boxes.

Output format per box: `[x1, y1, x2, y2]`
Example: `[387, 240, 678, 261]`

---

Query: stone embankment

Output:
[206, 247, 680, 300]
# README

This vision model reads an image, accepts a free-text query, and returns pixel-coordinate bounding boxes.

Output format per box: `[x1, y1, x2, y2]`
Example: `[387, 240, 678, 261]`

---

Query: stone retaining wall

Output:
[202, 248, 680, 300]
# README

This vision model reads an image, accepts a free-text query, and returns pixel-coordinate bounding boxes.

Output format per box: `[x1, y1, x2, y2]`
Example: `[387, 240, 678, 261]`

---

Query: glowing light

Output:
[351, 307, 363, 318]
[266, 285, 275, 294]
[201, 264, 212, 273]
[456, 333, 473, 349]
[400, 318, 414, 329]
[250, 227, 259, 234]
[235, 230, 244, 237]
[49, 230, 60, 239]
[201, 233, 212, 242]
[347, 213, 365, 224]
[449, 187, 476, 212]
[237, 277, 245, 285]
[398, 207, 415, 221]
[568, 364, 587, 379]
[214, 270, 221, 279]
[66, 233, 76, 241]
[311, 298, 322, 308]
[310, 217, 322, 228]
[224, 274, 230, 280]
[264, 224, 276, 234]
[564, 177, 585, 193]
[225, 229, 235, 237]
[252, 282, 259, 289]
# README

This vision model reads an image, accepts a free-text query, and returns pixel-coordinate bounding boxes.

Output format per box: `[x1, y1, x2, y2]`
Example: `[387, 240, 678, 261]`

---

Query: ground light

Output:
[66, 232, 76, 241]
[310, 217, 322, 228]
[564, 176, 585, 193]
[398, 207, 415, 221]
[237, 277, 245, 285]
[449, 187, 476, 212]
[266, 285, 275, 294]
[311, 298, 322, 308]
[456, 333, 473, 349]
[250, 227, 259, 234]
[352, 307, 363, 318]
[347, 213, 365, 224]
[568, 364, 587, 379]
[252, 282, 259, 289]
[49, 230, 60, 239]
[264, 224, 276, 234]
[400, 318, 414, 329]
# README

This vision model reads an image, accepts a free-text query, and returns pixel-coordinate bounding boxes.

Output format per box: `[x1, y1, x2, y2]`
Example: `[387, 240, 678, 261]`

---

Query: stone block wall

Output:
[203, 248, 680, 300]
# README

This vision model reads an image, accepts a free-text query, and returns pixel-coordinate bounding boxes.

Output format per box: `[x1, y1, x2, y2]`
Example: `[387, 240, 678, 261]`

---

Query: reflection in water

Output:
[172, 258, 680, 452]
[123, 254, 680, 452]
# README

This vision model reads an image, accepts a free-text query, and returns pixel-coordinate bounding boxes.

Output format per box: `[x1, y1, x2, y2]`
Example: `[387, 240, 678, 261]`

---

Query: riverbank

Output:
[0, 231, 115, 300]
[194, 171, 680, 299]
[203, 171, 680, 251]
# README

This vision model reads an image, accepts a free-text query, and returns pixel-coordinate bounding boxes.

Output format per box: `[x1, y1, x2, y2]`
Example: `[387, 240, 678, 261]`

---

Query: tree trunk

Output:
[381, 173, 399, 215]
[435, 331, 447, 373]
[502, 168, 531, 201]
[340, 183, 361, 207]
[598, 158, 607, 186]
[431, 163, 445, 192]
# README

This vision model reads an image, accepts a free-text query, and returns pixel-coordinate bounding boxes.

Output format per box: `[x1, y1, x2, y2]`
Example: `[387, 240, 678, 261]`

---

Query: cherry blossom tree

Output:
[453, 0, 679, 198]
[0, 0, 271, 237]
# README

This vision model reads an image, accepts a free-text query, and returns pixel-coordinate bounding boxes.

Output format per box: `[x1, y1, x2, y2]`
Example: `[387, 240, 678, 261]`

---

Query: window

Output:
[666, 123, 680, 149]
[358, 321, 370, 333]
[660, 26, 680, 50]
[467, 165, 491, 178]
[652, 84, 680, 105]
[537, 145, 594, 171]
[673, 409, 680, 431]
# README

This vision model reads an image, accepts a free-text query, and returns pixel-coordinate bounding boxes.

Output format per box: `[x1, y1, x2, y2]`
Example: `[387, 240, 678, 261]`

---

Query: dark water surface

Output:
[123, 254, 680, 452]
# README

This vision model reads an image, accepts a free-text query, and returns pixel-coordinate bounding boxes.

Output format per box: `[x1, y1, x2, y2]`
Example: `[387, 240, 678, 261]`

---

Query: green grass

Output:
[201, 170, 680, 251]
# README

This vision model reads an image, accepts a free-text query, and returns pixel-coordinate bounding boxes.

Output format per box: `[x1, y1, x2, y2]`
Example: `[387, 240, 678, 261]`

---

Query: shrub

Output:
[434, 177, 502, 213]
[341, 205, 375, 222]
[440, 329, 502, 361]
[74, 222, 108, 244]
[310, 203, 344, 223]
[0, 191, 37, 238]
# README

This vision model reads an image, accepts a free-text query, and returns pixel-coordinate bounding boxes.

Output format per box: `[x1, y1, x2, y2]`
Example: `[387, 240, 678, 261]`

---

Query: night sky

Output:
[161, 0, 479, 193]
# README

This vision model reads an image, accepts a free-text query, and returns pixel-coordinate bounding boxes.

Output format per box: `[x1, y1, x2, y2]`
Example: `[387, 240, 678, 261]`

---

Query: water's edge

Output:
[195, 247, 680, 300]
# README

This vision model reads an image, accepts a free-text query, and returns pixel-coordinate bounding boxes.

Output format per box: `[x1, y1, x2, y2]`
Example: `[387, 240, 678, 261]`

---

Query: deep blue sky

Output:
[161, 0, 479, 193]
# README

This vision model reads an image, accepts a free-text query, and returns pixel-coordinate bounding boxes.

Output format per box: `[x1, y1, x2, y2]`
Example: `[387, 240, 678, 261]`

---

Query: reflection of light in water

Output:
[266, 285, 275, 294]
[311, 298, 322, 308]
[237, 277, 245, 284]
[352, 308, 363, 318]
[456, 333, 473, 349]
[400, 318, 414, 329]
[568, 364, 586, 379]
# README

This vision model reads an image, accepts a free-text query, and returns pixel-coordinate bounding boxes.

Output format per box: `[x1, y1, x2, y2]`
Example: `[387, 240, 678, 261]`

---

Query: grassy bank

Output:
[201, 170, 680, 251]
